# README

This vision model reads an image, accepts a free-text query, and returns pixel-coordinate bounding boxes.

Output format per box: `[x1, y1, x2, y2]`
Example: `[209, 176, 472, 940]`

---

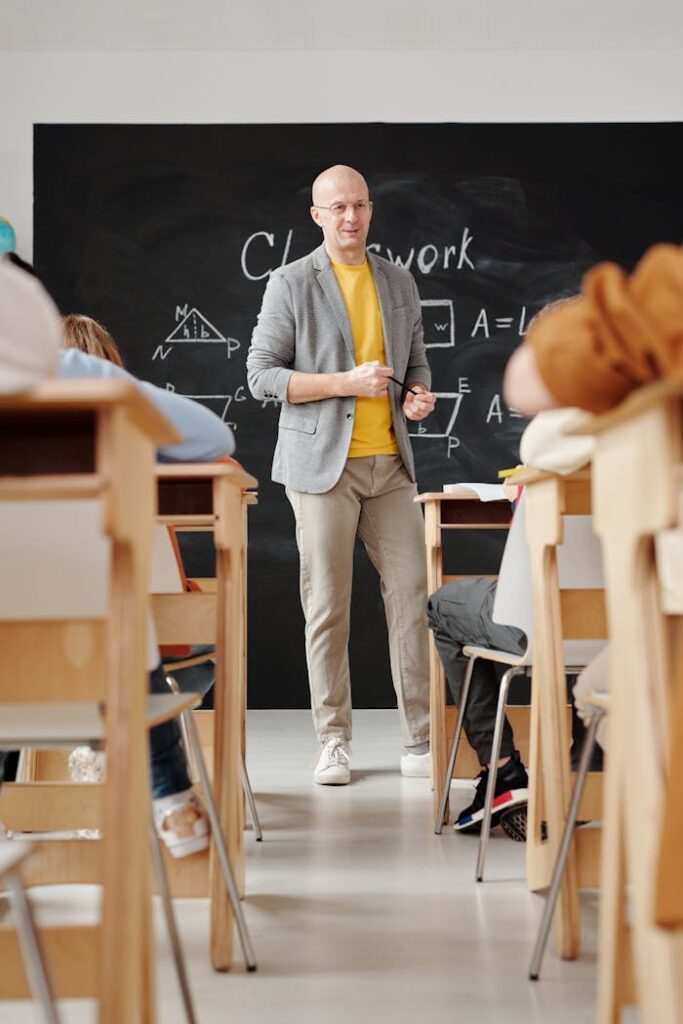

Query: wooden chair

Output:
[415, 490, 513, 821]
[0, 841, 61, 1024]
[0, 379, 175, 1023]
[571, 380, 683, 1023]
[529, 689, 608, 979]
[5, 499, 259, 975]
[434, 487, 606, 899]
[153, 461, 258, 969]
[657, 616, 683, 930]
[434, 490, 534, 839]
[518, 465, 606, 963]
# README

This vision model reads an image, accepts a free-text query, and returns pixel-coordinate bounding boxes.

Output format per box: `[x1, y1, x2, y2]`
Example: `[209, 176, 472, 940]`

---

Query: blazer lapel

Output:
[313, 246, 356, 362]
[368, 254, 395, 372]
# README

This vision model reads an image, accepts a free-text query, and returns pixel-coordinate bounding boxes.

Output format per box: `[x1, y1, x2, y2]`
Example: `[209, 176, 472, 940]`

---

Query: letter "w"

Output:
[385, 248, 415, 271]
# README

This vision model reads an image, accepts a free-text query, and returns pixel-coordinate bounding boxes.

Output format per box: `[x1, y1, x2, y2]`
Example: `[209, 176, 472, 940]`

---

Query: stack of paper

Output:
[442, 482, 506, 501]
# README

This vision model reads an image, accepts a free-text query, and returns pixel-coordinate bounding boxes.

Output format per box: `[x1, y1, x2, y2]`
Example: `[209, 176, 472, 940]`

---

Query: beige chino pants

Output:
[287, 455, 430, 747]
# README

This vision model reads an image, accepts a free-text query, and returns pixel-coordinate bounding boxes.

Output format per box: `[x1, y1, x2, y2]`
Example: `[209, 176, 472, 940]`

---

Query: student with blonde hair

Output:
[62, 313, 125, 367]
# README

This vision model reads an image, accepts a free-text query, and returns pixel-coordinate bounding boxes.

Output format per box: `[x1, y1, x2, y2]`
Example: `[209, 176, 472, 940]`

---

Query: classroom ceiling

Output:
[3, 0, 683, 51]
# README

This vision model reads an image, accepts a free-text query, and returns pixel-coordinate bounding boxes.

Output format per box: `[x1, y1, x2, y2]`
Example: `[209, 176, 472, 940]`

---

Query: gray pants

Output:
[427, 577, 526, 765]
[287, 455, 430, 746]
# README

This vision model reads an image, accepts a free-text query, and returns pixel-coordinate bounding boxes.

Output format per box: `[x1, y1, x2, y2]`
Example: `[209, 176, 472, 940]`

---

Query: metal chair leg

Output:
[435, 655, 476, 834]
[166, 672, 263, 844]
[241, 757, 263, 841]
[148, 821, 198, 1024]
[181, 709, 257, 971]
[476, 666, 526, 882]
[529, 708, 605, 980]
[5, 871, 62, 1024]
[165, 675, 200, 783]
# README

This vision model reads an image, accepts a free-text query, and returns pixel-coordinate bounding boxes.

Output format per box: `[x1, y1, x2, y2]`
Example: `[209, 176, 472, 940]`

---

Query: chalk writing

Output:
[166, 307, 226, 344]
[240, 228, 475, 281]
[240, 230, 293, 281]
[164, 381, 246, 426]
[421, 299, 455, 348]
[471, 306, 527, 340]
[408, 392, 463, 440]
[486, 394, 523, 425]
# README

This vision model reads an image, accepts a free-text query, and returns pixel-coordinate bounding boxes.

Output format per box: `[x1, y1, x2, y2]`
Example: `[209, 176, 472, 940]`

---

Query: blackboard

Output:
[34, 122, 683, 710]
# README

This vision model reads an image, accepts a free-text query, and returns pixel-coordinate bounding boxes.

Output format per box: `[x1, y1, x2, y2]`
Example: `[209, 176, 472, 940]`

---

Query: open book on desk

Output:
[442, 482, 506, 501]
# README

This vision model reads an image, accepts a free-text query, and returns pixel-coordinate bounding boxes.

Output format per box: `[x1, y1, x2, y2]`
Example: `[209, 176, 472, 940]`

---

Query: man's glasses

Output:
[313, 201, 373, 216]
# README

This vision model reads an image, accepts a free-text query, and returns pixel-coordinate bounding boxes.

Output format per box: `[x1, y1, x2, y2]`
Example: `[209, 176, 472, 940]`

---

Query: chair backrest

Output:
[0, 499, 110, 621]
[492, 488, 606, 667]
[150, 525, 185, 594]
[492, 490, 534, 639]
[0, 499, 110, 703]
[0, 500, 165, 700]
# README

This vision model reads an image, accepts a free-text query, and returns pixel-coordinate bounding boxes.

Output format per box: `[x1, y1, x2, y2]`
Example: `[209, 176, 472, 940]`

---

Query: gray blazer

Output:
[246, 244, 431, 494]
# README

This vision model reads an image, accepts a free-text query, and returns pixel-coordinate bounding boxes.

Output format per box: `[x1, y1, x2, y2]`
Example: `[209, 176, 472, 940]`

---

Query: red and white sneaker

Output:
[153, 788, 210, 858]
[454, 751, 528, 837]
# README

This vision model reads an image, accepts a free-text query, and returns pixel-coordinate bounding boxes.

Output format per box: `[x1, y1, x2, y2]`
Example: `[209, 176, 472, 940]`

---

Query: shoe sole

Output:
[400, 765, 431, 778]
[313, 774, 350, 785]
[164, 833, 210, 859]
[500, 806, 527, 842]
[453, 787, 529, 833]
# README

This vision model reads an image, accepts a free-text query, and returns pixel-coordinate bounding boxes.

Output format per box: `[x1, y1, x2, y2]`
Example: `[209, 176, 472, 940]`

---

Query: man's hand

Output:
[345, 360, 394, 398]
[403, 383, 436, 421]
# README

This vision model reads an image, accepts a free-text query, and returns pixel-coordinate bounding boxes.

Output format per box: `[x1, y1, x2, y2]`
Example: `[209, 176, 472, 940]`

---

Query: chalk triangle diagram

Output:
[166, 308, 226, 344]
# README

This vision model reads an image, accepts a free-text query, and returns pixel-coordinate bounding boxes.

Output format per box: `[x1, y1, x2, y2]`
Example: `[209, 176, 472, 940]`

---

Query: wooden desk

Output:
[155, 461, 257, 971]
[415, 492, 511, 819]
[0, 380, 177, 1023]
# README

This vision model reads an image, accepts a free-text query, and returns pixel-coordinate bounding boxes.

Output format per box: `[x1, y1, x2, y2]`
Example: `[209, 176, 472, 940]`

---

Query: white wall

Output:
[3, 0, 683, 254]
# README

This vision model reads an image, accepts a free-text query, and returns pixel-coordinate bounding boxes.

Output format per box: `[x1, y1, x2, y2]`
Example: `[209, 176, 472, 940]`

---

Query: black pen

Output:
[389, 376, 418, 396]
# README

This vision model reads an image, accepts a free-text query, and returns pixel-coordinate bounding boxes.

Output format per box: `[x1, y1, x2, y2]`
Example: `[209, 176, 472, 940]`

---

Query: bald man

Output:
[247, 165, 436, 784]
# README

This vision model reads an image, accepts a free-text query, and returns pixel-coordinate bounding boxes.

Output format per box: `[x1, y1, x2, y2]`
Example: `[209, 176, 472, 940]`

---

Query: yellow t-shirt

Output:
[331, 259, 400, 458]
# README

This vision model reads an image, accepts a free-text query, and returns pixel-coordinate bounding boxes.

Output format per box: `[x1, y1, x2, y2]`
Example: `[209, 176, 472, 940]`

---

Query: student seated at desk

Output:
[59, 315, 234, 854]
[0, 267, 235, 857]
[62, 312, 125, 366]
[499, 249, 683, 778]
[428, 406, 598, 839]
[503, 242, 683, 418]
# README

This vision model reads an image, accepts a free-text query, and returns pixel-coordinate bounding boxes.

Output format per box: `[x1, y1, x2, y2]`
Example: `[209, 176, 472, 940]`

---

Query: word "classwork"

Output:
[240, 228, 475, 281]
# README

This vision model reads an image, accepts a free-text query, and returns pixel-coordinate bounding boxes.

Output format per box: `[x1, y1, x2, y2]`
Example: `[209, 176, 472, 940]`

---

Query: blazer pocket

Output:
[280, 404, 319, 434]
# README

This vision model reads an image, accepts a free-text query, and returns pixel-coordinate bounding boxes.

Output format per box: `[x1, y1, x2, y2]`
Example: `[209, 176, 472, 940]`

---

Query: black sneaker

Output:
[454, 751, 529, 836]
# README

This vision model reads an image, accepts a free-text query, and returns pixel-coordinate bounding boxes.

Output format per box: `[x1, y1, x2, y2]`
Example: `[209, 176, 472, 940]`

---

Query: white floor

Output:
[3, 710, 605, 1024]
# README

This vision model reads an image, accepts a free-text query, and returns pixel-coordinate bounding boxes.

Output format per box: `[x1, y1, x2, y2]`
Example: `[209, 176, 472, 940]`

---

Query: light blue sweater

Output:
[58, 349, 235, 463]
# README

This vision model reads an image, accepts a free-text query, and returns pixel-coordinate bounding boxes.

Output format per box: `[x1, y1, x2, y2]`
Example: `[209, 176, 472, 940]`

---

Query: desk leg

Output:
[425, 503, 447, 823]
[526, 482, 580, 960]
[238, 499, 249, 881]
[597, 703, 631, 1023]
[102, 539, 153, 1023]
[210, 482, 244, 970]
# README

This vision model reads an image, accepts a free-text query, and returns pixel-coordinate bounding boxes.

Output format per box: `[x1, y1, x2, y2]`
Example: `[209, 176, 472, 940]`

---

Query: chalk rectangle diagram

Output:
[421, 299, 455, 348]
[408, 392, 463, 439]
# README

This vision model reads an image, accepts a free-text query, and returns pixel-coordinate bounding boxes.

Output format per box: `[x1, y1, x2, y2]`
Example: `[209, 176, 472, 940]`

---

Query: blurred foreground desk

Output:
[0, 380, 177, 1022]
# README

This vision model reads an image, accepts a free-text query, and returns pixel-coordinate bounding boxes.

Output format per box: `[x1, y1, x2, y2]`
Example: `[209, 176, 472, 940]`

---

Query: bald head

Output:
[310, 165, 373, 266]
[312, 165, 369, 206]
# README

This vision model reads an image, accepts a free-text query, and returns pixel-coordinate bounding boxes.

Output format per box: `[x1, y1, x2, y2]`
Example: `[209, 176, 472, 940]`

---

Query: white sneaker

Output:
[153, 788, 210, 859]
[313, 738, 351, 785]
[68, 746, 106, 783]
[400, 749, 431, 778]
